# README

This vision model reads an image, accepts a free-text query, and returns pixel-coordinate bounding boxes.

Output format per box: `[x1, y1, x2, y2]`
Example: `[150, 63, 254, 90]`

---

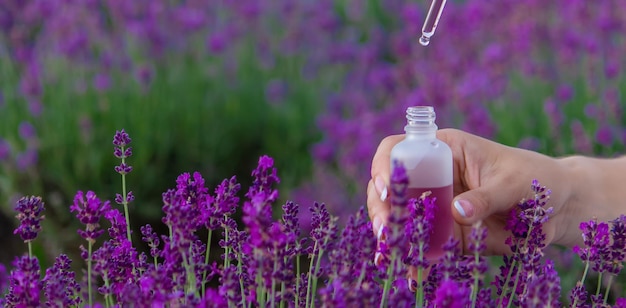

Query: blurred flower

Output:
[433, 279, 470, 308]
[207, 31, 228, 54]
[93, 73, 111, 92]
[18, 121, 36, 140]
[265, 79, 288, 106]
[15, 149, 38, 171]
[5, 256, 41, 307]
[0, 138, 11, 161]
[595, 125, 614, 147]
[27, 98, 43, 117]
[13, 196, 45, 242]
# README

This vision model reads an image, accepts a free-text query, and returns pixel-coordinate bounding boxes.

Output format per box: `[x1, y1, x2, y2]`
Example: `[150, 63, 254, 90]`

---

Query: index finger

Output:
[367, 134, 404, 234]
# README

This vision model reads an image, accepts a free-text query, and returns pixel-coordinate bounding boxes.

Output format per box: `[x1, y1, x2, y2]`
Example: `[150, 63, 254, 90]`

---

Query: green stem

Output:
[271, 256, 278, 308]
[415, 266, 424, 308]
[595, 272, 603, 296]
[380, 251, 398, 308]
[603, 275, 613, 303]
[572, 261, 590, 308]
[310, 247, 325, 308]
[296, 254, 301, 308]
[120, 149, 132, 244]
[498, 258, 517, 306]
[103, 274, 113, 308]
[305, 241, 318, 308]
[470, 250, 480, 308]
[27, 242, 32, 258]
[506, 262, 523, 308]
[234, 242, 246, 308]
[223, 216, 231, 269]
[88, 240, 93, 308]
[202, 229, 213, 297]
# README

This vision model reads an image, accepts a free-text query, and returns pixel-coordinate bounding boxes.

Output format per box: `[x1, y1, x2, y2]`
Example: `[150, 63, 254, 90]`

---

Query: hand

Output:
[366, 128, 576, 255]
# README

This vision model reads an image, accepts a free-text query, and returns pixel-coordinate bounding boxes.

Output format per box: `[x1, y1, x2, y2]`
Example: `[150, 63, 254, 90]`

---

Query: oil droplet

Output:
[419, 35, 430, 46]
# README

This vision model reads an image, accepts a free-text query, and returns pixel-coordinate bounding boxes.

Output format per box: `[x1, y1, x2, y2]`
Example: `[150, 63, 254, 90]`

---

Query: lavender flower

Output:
[496, 179, 553, 306]
[433, 279, 471, 308]
[0, 138, 10, 161]
[141, 224, 161, 260]
[43, 254, 81, 307]
[4, 255, 41, 307]
[521, 260, 561, 308]
[70, 191, 110, 242]
[113, 129, 134, 243]
[13, 195, 45, 243]
[607, 215, 626, 275]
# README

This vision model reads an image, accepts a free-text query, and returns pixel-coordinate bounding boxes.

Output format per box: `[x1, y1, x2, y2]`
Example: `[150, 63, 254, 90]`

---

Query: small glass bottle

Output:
[390, 106, 453, 260]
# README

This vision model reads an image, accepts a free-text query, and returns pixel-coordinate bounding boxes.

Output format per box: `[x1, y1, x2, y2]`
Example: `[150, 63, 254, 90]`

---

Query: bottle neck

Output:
[404, 124, 437, 139]
[404, 106, 438, 139]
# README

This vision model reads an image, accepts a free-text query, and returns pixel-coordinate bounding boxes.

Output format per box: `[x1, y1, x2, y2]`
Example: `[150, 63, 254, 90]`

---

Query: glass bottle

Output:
[390, 106, 453, 259]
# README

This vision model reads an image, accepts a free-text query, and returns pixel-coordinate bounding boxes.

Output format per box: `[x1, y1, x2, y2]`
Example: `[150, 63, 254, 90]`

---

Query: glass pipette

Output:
[419, 0, 447, 46]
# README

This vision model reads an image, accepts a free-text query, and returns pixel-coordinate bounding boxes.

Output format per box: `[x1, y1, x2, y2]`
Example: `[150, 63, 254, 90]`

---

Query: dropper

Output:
[419, 0, 447, 46]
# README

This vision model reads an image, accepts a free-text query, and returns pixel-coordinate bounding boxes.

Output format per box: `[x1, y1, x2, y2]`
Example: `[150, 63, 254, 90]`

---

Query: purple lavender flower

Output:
[43, 254, 81, 307]
[432, 279, 470, 308]
[70, 191, 110, 242]
[569, 282, 589, 307]
[607, 215, 626, 275]
[18, 121, 36, 140]
[521, 260, 561, 308]
[113, 129, 133, 174]
[141, 224, 161, 259]
[13, 196, 45, 243]
[323, 206, 380, 306]
[105, 208, 129, 243]
[5, 256, 41, 307]
[404, 193, 437, 270]
[0, 138, 11, 161]
[574, 218, 611, 272]
[495, 180, 553, 306]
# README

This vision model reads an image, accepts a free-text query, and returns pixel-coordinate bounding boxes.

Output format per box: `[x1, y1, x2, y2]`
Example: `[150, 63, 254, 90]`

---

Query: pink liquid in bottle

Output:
[406, 185, 454, 259]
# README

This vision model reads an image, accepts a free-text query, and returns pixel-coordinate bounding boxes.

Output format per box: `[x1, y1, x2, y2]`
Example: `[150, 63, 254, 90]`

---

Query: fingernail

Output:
[377, 223, 386, 242]
[407, 278, 417, 292]
[454, 199, 474, 218]
[374, 176, 388, 202]
[373, 216, 382, 237]
[374, 252, 383, 266]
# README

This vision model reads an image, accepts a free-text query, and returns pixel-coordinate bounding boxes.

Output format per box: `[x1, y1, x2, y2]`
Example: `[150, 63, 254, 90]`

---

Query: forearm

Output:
[554, 155, 626, 247]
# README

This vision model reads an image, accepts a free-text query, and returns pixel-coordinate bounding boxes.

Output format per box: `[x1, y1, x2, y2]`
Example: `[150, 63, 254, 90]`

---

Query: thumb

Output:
[451, 184, 520, 226]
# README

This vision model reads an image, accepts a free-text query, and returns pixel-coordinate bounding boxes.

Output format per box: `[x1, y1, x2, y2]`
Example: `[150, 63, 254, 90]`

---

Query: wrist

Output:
[554, 155, 626, 247]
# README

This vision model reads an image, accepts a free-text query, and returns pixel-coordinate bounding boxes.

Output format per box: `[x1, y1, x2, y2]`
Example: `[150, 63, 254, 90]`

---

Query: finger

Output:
[451, 179, 526, 226]
[368, 135, 404, 234]
[366, 179, 390, 236]
[370, 135, 405, 181]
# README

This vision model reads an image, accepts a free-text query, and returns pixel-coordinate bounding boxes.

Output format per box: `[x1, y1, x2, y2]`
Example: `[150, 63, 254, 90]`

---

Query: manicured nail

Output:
[407, 278, 417, 292]
[373, 216, 382, 237]
[377, 223, 386, 242]
[454, 199, 474, 218]
[374, 176, 388, 202]
[374, 252, 383, 266]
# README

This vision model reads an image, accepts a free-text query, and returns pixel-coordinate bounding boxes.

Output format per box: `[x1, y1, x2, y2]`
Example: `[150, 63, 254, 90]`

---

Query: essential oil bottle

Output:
[390, 106, 453, 259]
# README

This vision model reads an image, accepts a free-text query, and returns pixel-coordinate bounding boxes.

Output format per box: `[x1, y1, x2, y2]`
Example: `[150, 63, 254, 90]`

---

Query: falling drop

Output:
[419, 36, 430, 46]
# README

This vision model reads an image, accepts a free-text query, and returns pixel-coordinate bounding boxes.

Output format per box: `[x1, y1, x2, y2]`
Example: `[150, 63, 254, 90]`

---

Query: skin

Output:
[367, 128, 626, 256]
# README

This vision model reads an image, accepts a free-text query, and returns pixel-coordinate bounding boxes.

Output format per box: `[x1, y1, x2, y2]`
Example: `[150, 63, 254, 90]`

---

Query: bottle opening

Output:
[406, 106, 436, 126]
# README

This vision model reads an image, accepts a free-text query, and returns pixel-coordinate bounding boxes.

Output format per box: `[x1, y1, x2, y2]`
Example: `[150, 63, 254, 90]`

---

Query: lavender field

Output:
[0, 0, 625, 306]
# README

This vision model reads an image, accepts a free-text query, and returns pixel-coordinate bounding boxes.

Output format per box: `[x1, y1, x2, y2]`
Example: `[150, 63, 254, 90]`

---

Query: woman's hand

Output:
[366, 128, 579, 255]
